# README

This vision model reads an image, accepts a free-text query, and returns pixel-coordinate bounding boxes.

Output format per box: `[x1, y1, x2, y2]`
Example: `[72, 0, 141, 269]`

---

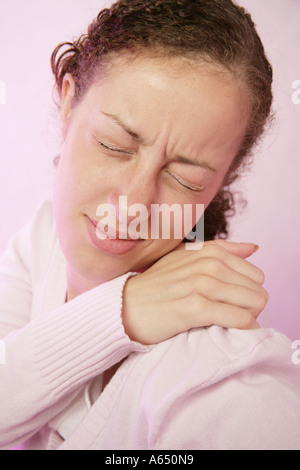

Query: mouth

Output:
[92, 218, 142, 241]
[85, 215, 144, 255]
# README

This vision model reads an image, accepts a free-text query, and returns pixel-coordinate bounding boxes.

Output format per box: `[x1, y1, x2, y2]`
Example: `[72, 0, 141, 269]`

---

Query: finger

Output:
[200, 239, 259, 259]
[173, 253, 266, 298]
[192, 275, 268, 318]
[182, 295, 260, 331]
[172, 239, 258, 258]
[194, 244, 265, 286]
[166, 243, 265, 286]
[178, 239, 259, 258]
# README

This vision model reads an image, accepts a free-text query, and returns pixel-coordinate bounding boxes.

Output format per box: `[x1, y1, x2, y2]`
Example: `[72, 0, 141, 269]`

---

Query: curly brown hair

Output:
[51, 0, 273, 240]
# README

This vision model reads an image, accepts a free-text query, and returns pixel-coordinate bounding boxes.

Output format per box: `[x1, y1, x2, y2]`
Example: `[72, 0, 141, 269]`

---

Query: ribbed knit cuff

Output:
[30, 273, 148, 399]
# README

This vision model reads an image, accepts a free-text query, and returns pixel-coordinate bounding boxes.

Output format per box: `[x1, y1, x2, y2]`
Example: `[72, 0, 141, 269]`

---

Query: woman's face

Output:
[53, 53, 250, 296]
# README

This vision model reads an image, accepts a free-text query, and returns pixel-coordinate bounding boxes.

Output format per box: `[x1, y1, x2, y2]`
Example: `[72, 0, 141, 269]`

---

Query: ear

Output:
[60, 73, 76, 138]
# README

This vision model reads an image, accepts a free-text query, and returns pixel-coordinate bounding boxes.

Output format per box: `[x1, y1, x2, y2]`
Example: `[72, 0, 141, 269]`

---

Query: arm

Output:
[151, 372, 300, 450]
[122, 240, 268, 345]
[0, 203, 268, 449]
[148, 329, 300, 451]
[0, 216, 147, 450]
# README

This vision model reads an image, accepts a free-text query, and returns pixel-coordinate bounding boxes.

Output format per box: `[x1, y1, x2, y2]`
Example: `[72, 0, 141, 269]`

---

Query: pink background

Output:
[0, 0, 299, 340]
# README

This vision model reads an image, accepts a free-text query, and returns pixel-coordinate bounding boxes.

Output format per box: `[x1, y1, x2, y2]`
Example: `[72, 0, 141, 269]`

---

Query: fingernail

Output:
[242, 243, 260, 252]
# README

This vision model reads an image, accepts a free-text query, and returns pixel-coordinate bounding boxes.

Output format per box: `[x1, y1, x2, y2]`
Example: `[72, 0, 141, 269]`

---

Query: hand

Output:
[122, 240, 268, 345]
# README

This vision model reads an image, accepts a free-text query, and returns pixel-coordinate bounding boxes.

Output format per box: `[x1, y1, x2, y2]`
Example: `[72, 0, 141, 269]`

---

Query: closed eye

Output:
[165, 169, 204, 192]
[97, 139, 135, 155]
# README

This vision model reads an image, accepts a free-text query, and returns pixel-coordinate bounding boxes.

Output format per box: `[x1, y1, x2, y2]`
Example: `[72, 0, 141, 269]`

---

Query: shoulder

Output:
[26, 199, 61, 282]
[131, 327, 300, 449]
[26, 199, 56, 241]
[4, 199, 56, 250]
[142, 326, 295, 391]
[0, 199, 58, 281]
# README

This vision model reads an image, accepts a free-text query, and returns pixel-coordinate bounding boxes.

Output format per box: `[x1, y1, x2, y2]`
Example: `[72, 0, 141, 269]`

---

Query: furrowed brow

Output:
[101, 111, 217, 173]
[101, 112, 145, 143]
[174, 155, 217, 173]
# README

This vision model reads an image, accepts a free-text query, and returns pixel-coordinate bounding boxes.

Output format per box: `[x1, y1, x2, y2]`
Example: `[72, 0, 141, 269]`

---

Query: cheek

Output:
[55, 135, 97, 201]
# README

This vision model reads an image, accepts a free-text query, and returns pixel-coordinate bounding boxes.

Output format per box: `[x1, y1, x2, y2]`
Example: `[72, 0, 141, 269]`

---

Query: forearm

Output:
[0, 272, 148, 449]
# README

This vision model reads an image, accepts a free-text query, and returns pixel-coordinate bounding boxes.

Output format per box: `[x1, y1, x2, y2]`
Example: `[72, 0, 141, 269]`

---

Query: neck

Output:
[65, 264, 106, 301]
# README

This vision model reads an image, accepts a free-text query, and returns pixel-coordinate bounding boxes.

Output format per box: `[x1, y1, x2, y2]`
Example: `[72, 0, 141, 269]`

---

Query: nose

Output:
[107, 175, 157, 227]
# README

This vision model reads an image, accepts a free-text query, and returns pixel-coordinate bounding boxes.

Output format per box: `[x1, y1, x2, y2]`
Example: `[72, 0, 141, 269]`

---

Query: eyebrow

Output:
[102, 112, 145, 144]
[101, 111, 217, 173]
[174, 156, 217, 173]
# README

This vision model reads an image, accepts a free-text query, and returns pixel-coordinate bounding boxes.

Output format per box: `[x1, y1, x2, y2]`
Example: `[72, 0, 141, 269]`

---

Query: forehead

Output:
[77, 53, 250, 161]
[89, 51, 249, 100]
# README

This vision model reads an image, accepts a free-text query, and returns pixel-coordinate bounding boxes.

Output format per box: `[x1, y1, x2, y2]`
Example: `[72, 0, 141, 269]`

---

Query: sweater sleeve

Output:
[0, 205, 148, 450]
[151, 364, 300, 451]
[147, 329, 300, 451]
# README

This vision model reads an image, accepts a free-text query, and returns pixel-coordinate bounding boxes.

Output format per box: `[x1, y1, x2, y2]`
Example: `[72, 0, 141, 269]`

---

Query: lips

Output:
[89, 217, 142, 241]
[85, 215, 143, 255]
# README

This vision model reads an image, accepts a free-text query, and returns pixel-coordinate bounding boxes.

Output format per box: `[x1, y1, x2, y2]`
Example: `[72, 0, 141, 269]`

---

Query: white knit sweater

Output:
[0, 201, 300, 450]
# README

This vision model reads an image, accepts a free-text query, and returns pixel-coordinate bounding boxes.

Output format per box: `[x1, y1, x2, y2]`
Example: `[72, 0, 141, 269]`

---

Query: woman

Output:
[0, 0, 299, 450]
